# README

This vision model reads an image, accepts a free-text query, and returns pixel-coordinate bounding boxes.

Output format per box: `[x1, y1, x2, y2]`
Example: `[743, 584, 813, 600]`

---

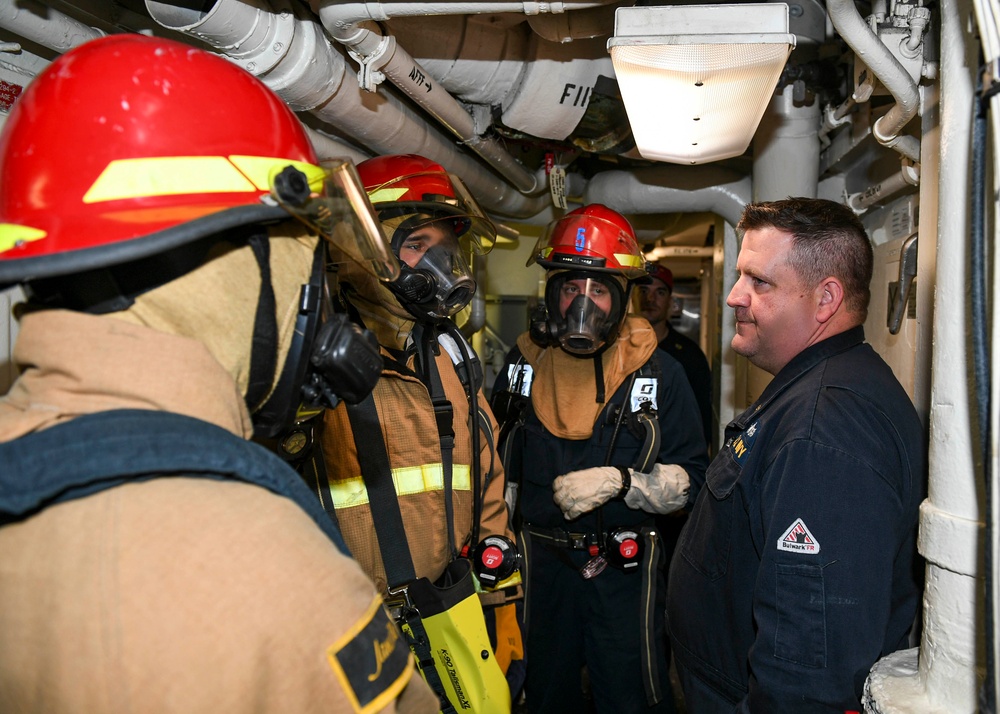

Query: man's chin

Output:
[731, 335, 753, 358]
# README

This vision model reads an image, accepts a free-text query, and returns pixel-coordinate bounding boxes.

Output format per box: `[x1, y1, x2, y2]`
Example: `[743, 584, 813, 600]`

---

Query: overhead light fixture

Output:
[608, 4, 796, 165]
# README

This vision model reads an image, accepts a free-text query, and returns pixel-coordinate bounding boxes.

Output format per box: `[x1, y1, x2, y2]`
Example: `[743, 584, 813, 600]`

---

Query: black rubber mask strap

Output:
[245, 231, 278, 412]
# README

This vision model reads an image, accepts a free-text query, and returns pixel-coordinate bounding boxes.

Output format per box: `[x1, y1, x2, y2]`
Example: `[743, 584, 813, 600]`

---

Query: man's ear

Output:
[815, 278, 844, 323]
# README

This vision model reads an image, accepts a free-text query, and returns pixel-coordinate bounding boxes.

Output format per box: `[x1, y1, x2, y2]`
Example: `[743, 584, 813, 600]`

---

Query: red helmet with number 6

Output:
[529, 204, 646, 279]
[529, 205, 647, 355]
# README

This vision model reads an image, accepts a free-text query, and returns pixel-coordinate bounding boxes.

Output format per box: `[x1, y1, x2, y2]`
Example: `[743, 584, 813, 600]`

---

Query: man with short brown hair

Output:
[667, 197, 925, 713]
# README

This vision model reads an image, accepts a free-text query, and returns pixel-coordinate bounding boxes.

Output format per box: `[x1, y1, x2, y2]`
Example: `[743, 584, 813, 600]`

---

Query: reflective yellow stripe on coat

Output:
[328, 463, 472, 509]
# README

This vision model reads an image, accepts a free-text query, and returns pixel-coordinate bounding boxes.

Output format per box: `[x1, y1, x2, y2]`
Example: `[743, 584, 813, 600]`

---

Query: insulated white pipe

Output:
[318, 18, 541, 193]
[827, 0, 922, 162]
[582, 166, 751, 227]
[303, 127, 370, 164]
[916, 0, 983, 705]
[846, 161, 920, 213]
[315, 1, 622, 195]
[753, 84, 821, 202]
[145, 0, 550, 219]
[0, 0, 103, 52]
[316, 1, 616, 26]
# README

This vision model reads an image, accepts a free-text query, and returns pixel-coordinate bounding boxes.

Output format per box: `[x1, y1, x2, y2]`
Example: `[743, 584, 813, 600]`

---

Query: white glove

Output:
[623, 463, 690, 515]
[552, 466, 625, 520]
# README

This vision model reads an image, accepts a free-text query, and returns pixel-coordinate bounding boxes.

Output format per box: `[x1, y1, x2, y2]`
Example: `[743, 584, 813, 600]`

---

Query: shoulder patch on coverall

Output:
[326, 595, 413, 714]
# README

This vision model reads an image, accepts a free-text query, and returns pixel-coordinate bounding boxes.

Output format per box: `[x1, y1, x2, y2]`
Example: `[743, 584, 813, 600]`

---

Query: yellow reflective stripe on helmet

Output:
[84, 157, 254, 203]
[328, 463, 472, 509]
[0, 224, 46, 253]
[83, 156, 322, 203]
[614, 252, 644, 268]
[367, 187, 409, 204]
[229, 155, 325, 192]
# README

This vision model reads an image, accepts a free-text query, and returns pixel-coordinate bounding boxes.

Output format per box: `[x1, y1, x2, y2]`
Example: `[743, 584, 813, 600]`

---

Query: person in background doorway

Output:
[0, 35, 436, 714]
[491, 204, 709, 714]
[667, 197, 925, 713]
[636, 264, 713, 447]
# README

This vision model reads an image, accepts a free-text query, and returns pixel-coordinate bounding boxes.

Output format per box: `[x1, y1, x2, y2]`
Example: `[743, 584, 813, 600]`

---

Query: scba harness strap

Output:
[0, 409, 352, 554]
[493, 351, 662, 474]
[345, 390, 511, 714]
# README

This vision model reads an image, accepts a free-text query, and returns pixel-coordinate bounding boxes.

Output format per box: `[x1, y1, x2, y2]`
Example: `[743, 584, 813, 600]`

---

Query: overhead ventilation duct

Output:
[584, 165, 751, 226]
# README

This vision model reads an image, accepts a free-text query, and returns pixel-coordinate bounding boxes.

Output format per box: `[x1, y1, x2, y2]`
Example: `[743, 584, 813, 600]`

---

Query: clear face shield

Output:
[543, 271, 627, 355]
[250, 160, 396, 438]
[270, 159, 400, 282]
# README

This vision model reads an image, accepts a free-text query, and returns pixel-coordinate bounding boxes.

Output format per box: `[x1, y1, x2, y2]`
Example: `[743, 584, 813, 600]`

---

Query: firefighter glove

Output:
[623, 463, 690, 515]
[552, 466, 626, 520]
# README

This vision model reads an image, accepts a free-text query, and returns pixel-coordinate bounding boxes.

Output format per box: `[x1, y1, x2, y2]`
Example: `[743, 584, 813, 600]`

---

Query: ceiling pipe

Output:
[144, 0, 551, 219]
[314, 2, 617, 26]
[583, 166, 752, 227]
[0, 0, 103, 53]
[316, 16, 542, 193]
[827, 0, 921, 163]
[303, 126, 371, 164]
[315, 1, 617, 196]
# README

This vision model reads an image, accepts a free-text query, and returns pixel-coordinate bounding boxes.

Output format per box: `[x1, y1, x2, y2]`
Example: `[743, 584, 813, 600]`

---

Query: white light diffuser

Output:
[609, 4, 795, 165]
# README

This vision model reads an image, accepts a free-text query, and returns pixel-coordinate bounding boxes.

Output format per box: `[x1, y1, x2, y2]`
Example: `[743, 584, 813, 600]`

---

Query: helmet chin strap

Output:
[593, 352, 606, 404]
[244, 230, 279, 414]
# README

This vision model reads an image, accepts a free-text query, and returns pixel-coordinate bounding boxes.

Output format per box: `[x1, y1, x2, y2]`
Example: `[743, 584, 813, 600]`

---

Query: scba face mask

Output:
[540, 271, 628, 355]
[388, 216, 478, 320]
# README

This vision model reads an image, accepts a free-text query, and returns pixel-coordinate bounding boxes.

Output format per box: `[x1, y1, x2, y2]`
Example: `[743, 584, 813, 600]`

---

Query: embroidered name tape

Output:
[729, 420, 759, 466]
[327, 595, 412, 713]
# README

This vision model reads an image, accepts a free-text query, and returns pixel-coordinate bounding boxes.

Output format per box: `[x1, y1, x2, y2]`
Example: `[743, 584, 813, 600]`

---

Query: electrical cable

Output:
[973, 62, 997, 714]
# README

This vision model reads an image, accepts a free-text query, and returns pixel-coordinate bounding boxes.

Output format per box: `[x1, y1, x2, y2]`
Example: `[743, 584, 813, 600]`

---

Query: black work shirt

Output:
[667, 326, 925, 713]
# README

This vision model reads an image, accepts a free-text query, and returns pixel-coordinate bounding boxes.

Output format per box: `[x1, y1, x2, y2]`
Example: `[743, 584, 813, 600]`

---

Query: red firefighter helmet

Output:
[530, 204, 646, 279]
[0, 34, 324, 285]
[355, 154, 498, 320]
[357, 154, 496, 257]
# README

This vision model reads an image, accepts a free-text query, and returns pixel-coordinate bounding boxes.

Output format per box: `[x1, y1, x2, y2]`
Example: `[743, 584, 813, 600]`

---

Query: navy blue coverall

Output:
[494, 345, 709, 714]
[667, 326, 925, 713]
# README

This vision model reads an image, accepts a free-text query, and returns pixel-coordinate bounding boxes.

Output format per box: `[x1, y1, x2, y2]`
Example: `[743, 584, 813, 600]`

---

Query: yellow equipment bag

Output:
[394, 559, 511, 714]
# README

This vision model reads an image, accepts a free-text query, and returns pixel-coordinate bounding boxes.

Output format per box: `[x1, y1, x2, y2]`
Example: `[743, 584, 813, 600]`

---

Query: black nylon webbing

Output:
[401, 610, 459, 714]
[345, 394, 416, 587]
[245, 231, 278, 412]
[346, 392, 462, 714]
[298, 428, 341, 533]
[420, 330, 458, 559]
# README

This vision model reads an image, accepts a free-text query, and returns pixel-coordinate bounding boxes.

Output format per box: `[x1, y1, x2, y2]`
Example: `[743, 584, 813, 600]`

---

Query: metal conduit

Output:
[827, 0, 921, 162]
[321, 21, 541, 193]
[315, 1, 619, 197]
